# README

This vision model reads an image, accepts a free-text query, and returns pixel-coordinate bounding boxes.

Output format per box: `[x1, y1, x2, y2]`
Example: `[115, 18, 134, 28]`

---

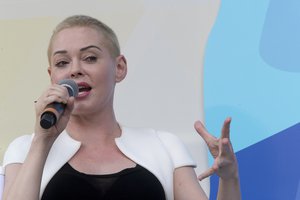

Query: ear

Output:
[47, 67, 51, 76]
[47, 67, 55, 83]
[115, 55, 127, 83]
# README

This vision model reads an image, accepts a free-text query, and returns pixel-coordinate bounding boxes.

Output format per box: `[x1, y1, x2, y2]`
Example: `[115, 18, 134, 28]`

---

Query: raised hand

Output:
[195, 117, 239, 181]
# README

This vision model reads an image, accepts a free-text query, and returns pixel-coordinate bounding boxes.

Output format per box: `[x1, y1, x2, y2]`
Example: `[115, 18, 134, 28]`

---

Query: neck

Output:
[66, 110, 121, 145]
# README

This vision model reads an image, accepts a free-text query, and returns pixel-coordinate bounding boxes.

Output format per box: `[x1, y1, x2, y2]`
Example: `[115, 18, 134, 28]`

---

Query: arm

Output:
[2, 84, 74, 200]
[196, 117, 241, 200]
[174, 166, 208, 200]
[3, 135, 56, 200]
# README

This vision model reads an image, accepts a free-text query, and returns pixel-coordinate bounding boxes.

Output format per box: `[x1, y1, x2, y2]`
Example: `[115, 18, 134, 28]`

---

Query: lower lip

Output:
[77, 90, 91, 98]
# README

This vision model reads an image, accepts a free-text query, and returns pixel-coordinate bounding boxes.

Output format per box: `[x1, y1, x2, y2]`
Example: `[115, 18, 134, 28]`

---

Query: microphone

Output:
[40, 79, 79, 129]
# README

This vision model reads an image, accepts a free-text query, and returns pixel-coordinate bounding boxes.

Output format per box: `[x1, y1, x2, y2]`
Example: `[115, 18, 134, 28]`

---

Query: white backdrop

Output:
[0, 0, 221, 195]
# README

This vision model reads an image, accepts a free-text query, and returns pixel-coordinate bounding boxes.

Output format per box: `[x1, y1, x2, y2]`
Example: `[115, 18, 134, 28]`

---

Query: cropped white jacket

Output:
[3, 126, 196, 200]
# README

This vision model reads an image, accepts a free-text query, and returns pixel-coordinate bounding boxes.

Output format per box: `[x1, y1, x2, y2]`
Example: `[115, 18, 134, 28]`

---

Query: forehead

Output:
[51, 27, 106, 51]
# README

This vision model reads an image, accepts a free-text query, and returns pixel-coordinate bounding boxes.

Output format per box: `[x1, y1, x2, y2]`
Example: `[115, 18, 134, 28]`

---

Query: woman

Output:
[2, 15, 240, 200]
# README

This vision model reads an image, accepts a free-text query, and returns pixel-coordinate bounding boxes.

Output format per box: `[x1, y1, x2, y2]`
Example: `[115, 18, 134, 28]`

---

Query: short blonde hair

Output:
[47, 15, 120, 63]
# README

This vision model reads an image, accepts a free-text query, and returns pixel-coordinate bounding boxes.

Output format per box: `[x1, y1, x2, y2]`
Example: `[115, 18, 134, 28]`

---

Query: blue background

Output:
[204, 0, 300, 199]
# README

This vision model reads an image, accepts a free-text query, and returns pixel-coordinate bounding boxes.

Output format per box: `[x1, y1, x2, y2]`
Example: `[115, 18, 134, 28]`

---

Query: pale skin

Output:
[2, 26, 241, 200]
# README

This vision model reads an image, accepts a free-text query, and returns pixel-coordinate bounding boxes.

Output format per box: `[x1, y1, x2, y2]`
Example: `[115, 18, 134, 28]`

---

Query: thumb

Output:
[63, 97, 75, 117]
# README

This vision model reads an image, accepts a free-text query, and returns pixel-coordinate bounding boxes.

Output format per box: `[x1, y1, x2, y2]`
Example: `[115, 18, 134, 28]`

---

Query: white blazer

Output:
[3, 126, 196, 200]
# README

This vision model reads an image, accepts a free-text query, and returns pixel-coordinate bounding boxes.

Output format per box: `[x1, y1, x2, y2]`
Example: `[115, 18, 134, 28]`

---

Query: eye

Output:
[54, 60, 69, 68]
[84, 56, 98, 63]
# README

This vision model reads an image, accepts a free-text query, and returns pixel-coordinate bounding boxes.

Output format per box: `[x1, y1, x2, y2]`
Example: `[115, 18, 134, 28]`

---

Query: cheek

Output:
[49, 69, 67, 84]
[95, 64, 116, 82]
[97, 73, 114, 88]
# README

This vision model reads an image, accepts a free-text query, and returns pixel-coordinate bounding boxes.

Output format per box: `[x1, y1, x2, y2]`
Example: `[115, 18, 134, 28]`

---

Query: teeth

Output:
[78, 85, 91, 93]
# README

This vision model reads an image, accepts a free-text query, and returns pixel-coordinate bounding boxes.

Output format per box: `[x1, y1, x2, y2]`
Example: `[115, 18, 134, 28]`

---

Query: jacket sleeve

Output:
[2, 134, 33, 171]
[157, 131, 197, 168]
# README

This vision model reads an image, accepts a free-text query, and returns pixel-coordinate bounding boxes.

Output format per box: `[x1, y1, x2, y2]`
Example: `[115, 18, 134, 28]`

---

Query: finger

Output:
[43, 85, 70, 104]
[219, 138, 233, 157]
[198, 167, 215, 181]
[63, 97, 75, 116]
[54, 97, 74, 132]
[48, 85, 69, 99]
[35, 86, 70, 118]
[40, 94, 68, 107]
[221, 117, 231, 139]
[194, 121, 216, 143]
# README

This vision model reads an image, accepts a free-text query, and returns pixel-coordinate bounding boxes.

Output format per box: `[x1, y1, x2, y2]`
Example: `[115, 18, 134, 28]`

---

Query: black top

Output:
[41, 163, 166, 200]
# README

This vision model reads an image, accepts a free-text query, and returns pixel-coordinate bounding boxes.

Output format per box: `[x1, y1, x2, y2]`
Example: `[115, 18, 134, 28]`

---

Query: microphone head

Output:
[59, 79, 79, 97]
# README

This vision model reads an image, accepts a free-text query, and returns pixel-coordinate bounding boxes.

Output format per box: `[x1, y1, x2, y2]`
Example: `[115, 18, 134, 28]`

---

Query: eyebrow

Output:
[53, 45, 102, 56]
[80, 45, 102, 52]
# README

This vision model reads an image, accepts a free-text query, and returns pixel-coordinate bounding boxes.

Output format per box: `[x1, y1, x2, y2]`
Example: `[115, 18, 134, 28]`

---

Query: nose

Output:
[70, 61, 83, 78]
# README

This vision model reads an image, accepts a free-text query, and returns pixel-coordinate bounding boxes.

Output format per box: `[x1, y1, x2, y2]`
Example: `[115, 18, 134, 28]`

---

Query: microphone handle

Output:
[40, 102, 66, 129]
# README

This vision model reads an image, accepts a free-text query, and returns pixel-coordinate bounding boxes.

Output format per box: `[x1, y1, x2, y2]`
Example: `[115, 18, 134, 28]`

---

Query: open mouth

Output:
[79, 85, 91, 92]
[77, 82, 92, 97]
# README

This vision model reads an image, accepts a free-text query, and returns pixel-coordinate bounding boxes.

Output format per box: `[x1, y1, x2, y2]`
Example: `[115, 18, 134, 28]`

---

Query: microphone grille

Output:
[58, 79, 79, 97]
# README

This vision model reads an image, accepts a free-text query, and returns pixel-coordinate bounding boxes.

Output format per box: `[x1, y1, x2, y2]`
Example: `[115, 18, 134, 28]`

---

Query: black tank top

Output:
[41, 163, 166, 200]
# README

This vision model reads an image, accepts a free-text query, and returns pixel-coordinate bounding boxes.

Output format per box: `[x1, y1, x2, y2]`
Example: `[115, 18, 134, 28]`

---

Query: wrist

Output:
[218, 166, 240, 181]
[32, 132, 57, 149]
[219, 173, 240, 184]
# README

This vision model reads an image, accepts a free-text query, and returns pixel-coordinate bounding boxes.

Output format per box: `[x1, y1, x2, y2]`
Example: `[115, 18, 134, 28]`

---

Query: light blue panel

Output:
[260, 0, 300, 72]
[204, 0, 300, 152]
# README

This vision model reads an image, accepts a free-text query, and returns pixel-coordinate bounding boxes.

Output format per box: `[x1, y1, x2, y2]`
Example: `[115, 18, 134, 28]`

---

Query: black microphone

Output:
[40, 79, 79, 129]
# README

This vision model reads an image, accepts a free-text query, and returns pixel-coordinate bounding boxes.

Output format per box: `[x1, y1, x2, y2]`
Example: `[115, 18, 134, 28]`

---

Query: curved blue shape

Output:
[204, 0, 300, 151]
[260, 0, 300, 72]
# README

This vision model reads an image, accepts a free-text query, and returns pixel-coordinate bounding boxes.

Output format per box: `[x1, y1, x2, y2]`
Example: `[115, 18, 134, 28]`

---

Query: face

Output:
[48, 26, 127, 116]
